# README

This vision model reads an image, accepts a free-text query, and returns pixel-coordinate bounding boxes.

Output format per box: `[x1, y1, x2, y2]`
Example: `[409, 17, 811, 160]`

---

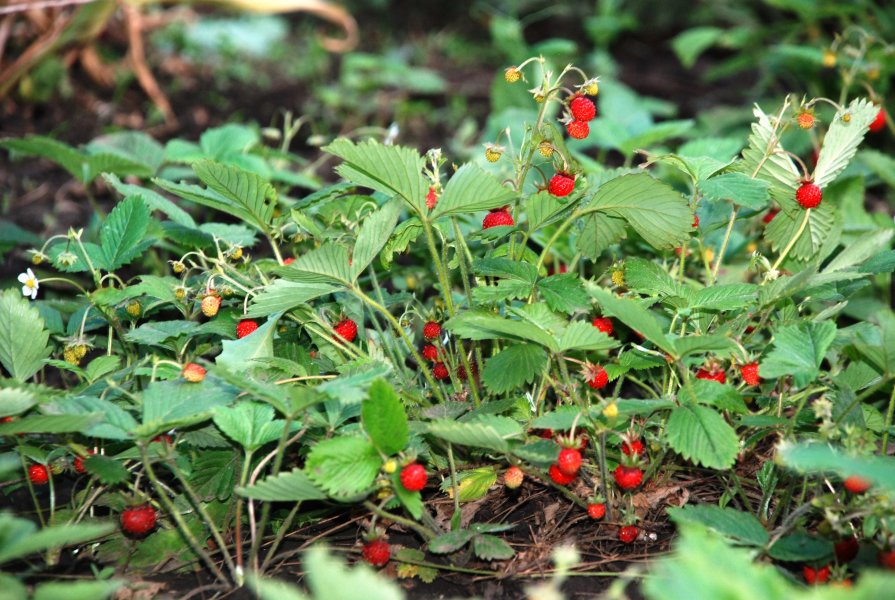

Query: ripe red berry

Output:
[566, 120, 590, 139]
[200, 294, 221, 318]
[504, 466, 524, 489]
[421, 344, 438, 362]
[796, 182, 822, 209]
[587, 503, 606, 519]
[569, 95, 596, 122]
[869, 107, 886, 133]
[121, 504, 157, 536]
[763, 208, 779, 224]
[548, 172, 576, 197]
[28, 464, 49, 485]
[692, 214, 699, 229]
[236, 319, 259, 339]
[399, 462, 427, 492]
[879, 549, 895, 570]
[740, 362, 760, 386]
[283, 257, 295, 265]
[588, 365, 609, 390]
[432, 362, 449, 380]
[844, 475, 872, 494]
[557, 448, 582, 476]
[483, 210, 515, 229]
[538, 429, 554, 440]
[803, 564, 830, 585]
[425, 186, 438, 210]
[696, 368, 726, 384]
[548, 463, 576, 486]
[333, 318, 358, 342]
[614, 465, 643, 490]
[592, 317, 613, 336]
[423, 321, 441, 340]
[618, 525, 638, 544]
[73, 450, 95, 474]
[621, 439, 644, 457]
[834, 536, 859, 563]
[362, 539, 391, 567]
[182, 362, 206, 383]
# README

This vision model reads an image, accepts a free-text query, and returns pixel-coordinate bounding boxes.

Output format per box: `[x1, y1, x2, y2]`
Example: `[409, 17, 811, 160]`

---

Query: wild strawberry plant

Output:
[2, 56, 895, 599]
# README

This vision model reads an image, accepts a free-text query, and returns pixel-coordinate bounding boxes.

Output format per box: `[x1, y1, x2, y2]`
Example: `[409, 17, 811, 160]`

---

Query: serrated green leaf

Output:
[682, 379, 748, 413]
[427, 416, 523, 452]
[0, 389, 36, 417]
[212, 401, 285, 451]
[814, 97, 877, 188]
[666, 405, 739, 469]
[430, 163, 516, 219]
[739, 103, 799, 195]
[99, 195, 152, 270]
[673, 334, 735, 358]
[472, 534, 515, 560]
[238, 468, 327, 502]
[482, 344, 548, 394]
[512, 439, 560, 467]
[576, 211, 627, 260]
[823, 229, 893, 273]
[441, 467, 497, 502]
[537, 274, 590, 314]
[216, 313, 281, 373]
[761, 321, 836, 387]
[1, 136, 88, 182]
[245, 280, 340, 317]
[0, 414, 101, 435]
[557, 320, 619, 352]
[103, 174, 196, 228]
[588, 286, 676, 355]
[763, 196, 836, 261]
[428, 530, 474, 554]
[139, 378, 237, 436]
[768, 533, 833, 562]
[777, 442, 895, 494]
[445, 311, 557, 351]
[671, 27, 724, 68]
[381, 217, 422, 269]
[125, 321, 198, 346]
[279, 243, 352, 286]
[667, 505, 768, 547]
[324, 139, 428, 213]
[191, 450, 236, 501]
[623, 257, 686, 298]
[0, 288, 51, 381]
[700, 172, 769, 210]
[193, 159, 276, 231]
[83, 455, 131, 485]
[351, 200, 402, 280]
[305, 436, 381, 498]
[33, 580, 122, 600]
[362, 379, 409, 456]
[526, 190, 576, 232]
[0, 516, 114, 564]
[472, 279, 533, 304]
[690, 284, 758, 311]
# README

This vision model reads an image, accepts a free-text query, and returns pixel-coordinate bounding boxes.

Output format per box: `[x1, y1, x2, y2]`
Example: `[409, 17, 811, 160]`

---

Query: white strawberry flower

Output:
[17, 268, 39, 300]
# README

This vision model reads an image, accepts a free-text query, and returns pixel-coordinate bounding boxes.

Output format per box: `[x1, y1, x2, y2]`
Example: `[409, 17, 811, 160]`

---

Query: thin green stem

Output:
[421, 219, 455, 316]
[260, 503, 301, 572]
[770, 209, 811, 274]
[362, 501, 437, 540]
[446, 443, 461, 529]
[880, 382, 895, 454]
[710, 207, 738, 284]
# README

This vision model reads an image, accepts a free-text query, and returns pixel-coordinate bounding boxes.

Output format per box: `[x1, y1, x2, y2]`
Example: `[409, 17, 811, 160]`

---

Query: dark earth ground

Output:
[0, 5, 777, 598]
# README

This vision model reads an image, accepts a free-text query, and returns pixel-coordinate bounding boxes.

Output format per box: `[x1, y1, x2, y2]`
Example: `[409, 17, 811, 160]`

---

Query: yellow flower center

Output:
[26, 278, 36, 288]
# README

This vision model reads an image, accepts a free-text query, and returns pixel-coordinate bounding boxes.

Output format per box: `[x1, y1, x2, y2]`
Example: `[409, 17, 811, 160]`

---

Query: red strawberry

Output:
[587, 503, 606, 519]
[28, 464, 49, 485]
[73, 450, 95, 474]
[236, 319, 259, 339]
[333, 318, 358, 342]
[592, 317, 613, 336]
[483, 210, 515, 229]
[621, 439, 644, 457]
[614, 465, 643, 490]
[153, 434, 173, 445]
[200, 294, 221, 317]
[182, 362, 206, 383]
[570, 95, 596, 122]
[740, 362, 760, 386]
[869, 107, 886, 133]
[834, 537, 859, 563]
[538, 429, 554, 440]
[362, 538, 391, 567]
[618, 525, 638, 544]
[432, 362, 450, 380]
[696, 368, 726, 384]
[504, 466, 524, 489]
[879, 549, 895, 570]
[399, 462, 427, 492]
[557, 448, 582, 477]
[548, 172, 575, 197]
[566, 120, 589, 139]
[844, 475, 871, 494]
[426, 186, 438, 210]
[587, 365, 609, 390]
[796, 182, 822, 209]
[457, 362, 477, 381]
[763, 208, 779, 224]
[283, 257, 295, 265]
[548, 463, 576, 485]
[692, 214, 699, 229]
[423, 321, 441, 340]
[121, 504, 157, 536]
[803, 564, 830, 585]
[421, 344, 438, 362]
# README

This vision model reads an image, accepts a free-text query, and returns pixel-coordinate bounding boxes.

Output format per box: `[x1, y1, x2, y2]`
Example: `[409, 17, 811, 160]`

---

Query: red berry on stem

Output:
[844, 475, 871, 494]
[548, 463, 576, 485]
[182, 362, 206, 383]
[283, 257, 295, 265]
[483, 210, 515, 229]
[869, 107, 886, 133]
[740, 362, 760, 386]
[621, 439, 644, 457]
[803, 564, 830, 585]
[763, 208, 779, 224]
[28, 464, 49, 485]
[566, 120, 589, 139]
[592, 317, 613, 336]
[570, 95, 596, 122]
[333, 318, 358, 342]
[121, 504, 157, 536]
[504, 466, 524, 489]
[400, 463, 427, 492]
[614, 465, 643, 490]
[692, 214, 699, 229]
[362, 539, 391, 567]
[423, 321, 441, 340]
[548, 173, 575, 197]
[618, 525, 638, 544]
[587, 503, 606, 519]
[201, 295, 221, 318]
[588, 365, 609, 390]
[236, 319, 259, 339]
[432, 362, 449, 380]
[557, 448, 582, 476]
[796, 182, 822, 209]
[421, 344, 438, 362]
[696, 368, 726, 384]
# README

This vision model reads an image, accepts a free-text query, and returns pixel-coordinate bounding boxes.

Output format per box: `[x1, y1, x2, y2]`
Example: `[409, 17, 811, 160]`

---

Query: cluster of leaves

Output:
[2, 53, 895, 600]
